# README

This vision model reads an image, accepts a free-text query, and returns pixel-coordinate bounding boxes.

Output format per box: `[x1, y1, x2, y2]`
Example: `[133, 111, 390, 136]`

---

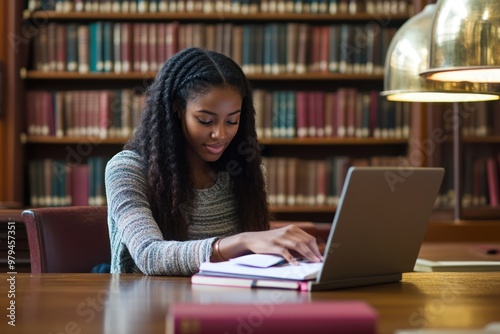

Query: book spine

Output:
[167, 302, 377, 334]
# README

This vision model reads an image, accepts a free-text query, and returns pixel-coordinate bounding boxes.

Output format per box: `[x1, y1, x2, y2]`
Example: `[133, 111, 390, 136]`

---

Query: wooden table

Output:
[1, 272, 499, 334]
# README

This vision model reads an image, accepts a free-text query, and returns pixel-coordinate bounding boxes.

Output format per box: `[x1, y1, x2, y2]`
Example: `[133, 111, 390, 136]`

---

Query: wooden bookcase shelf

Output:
[259, 137, 408, 145]
[25, 136, 408, 146]
[26, 11, 410, 22]
[3, 0, 498, 235]
[25, 136, 128, 144]
[6, 1, 416, 214]
[24, 71, 385, 81]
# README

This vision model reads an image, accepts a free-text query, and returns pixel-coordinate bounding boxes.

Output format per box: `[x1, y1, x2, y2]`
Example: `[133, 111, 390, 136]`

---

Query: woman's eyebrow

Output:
[196, 109, 242, 116]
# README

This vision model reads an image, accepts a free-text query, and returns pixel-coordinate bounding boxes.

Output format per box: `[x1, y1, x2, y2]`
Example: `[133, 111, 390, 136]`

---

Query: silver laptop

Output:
[308, 166, 445, 291]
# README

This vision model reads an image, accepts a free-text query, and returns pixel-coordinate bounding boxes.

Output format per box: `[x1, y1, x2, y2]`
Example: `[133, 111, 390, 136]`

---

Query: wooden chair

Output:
[22, 206, 110, 273]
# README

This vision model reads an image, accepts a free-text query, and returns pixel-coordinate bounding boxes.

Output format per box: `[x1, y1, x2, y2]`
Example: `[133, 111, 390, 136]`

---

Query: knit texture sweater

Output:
[105, 150, 241, 275]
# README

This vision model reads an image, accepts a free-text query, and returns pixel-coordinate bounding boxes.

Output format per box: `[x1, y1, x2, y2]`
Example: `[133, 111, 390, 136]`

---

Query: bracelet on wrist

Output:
[214, 238, 227, 262]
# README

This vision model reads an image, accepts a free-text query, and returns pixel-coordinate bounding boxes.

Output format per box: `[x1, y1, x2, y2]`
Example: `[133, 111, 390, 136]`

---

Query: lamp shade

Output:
[381, 3, 499, 102]
[420, 0, 500, 83]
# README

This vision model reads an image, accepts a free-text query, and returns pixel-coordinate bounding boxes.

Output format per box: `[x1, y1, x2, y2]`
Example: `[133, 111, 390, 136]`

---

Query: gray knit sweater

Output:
[105, 150, 242, 276]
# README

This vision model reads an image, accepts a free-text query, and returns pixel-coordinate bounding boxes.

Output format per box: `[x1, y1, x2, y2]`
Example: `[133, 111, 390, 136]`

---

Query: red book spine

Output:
[307, 92, 317, 137]
[319, 25, 329, 73]
[56, 24, 67, 71]
[148, 23, 158, 72]
[311, 25, 320, 72]
[140, 23, 149, 72]
[167, 302, 377, 334]
[71, 164, 89, 206]
[41, 92, 52, 136]
[99, 91, 110, 139]
[132, 23, 141, 72]
[26, 91, 36, 136]
[166, 22, 179, 59]
[369, 90, 378, 138]
[346, 88, 357, 137]
[296, 91, 308, 138]
[77, 25, 89, 73]
[315, 91, 325, 137]
[336, 88, 348, 137]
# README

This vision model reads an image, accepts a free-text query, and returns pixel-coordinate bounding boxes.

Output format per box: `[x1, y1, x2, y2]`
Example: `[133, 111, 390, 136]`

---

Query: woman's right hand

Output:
[215, 225, 323, 265]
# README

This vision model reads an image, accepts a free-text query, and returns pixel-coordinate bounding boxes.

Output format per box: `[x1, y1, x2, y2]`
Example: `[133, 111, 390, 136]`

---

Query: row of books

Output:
[439, 101, 500, 137]
[26, 88, 407, 140]
[29, 154, 408, 208]
[26, 0, 413, 15]
[31, 21, 396, 75]
[28, 157, 110, 207]
[253, 89, 410, 139]
[263, 155, 406, 207]
[26, 88, 500, 141]
[26, 90, 145, 138]
[437, 152, 500, 209]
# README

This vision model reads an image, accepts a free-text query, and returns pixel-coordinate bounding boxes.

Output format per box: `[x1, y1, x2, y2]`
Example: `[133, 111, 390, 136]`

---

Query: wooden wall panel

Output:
[0, 0, 7, 202]
[0, 0, 24, 208]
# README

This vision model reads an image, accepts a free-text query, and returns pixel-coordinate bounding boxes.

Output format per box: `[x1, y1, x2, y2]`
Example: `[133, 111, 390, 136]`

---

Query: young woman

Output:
[105, 47, 322, 275]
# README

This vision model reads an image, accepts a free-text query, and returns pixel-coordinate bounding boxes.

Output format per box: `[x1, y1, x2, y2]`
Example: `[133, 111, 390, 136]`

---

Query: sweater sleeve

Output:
[105, 150, 217, 276]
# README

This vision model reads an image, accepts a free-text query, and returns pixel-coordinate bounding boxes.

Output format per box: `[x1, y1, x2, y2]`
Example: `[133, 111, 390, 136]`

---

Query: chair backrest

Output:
[22, 206, 110, 273]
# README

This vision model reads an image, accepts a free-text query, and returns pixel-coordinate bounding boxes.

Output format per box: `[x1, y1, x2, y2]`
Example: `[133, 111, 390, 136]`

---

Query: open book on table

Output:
[192, 254, 323, 290]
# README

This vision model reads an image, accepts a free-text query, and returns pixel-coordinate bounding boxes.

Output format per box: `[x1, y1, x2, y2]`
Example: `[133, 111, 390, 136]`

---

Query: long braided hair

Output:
[125, 47, 270, 241]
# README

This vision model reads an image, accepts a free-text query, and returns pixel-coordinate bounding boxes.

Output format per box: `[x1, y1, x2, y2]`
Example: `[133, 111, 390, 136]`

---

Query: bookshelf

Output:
[6, 0, 499, 230]
[426, 101, 500, 221]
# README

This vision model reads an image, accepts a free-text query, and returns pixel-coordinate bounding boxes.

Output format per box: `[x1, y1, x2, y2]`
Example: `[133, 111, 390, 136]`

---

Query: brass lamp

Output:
[381, 3, 499, 221]
[421, 0, 500, 83]
[381, 3, 498, 102]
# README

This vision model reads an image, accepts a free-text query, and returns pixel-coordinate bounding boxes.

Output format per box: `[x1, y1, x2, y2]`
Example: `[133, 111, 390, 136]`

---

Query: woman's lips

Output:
[205, 144, 225, 154]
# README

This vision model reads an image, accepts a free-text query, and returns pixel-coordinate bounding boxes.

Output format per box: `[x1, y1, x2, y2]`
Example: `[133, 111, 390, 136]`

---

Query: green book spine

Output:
[272, 91, 281, 138]
[103, 22, 113, 72]
[89, 22, 103, 72]
[286, 91, 296, 138]
[263, 24, 272, 74]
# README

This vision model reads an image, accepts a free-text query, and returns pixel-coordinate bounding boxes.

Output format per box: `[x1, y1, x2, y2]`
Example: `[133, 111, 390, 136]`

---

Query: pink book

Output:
[167, 302, 377, 334]
[486, 157, 499, 207]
